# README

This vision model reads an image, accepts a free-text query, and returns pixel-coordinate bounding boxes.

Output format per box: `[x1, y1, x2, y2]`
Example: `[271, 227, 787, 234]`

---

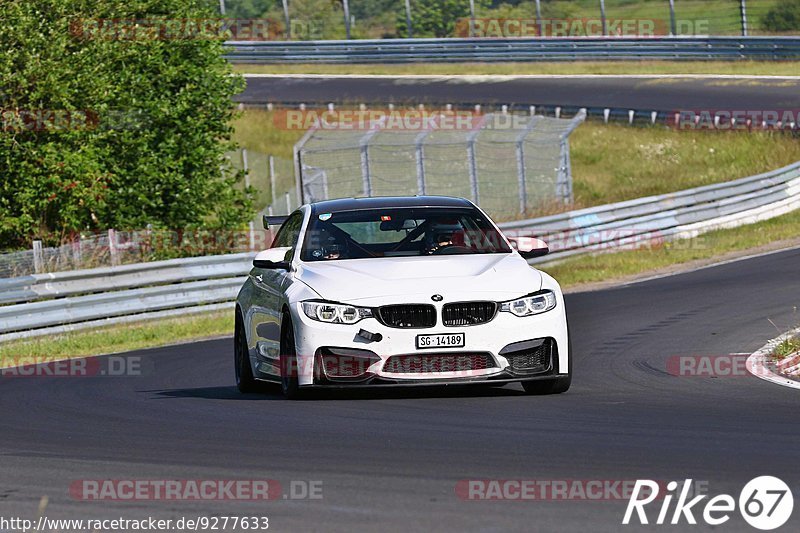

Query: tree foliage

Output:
[0, 0, 249, 250]
[397, 0, 490, 38]
[762, 0, 800, 32]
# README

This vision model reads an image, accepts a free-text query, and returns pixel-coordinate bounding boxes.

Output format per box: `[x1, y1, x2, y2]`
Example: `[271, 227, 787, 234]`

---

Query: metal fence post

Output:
[515, 116, 539, 216]
[322, 170, 330, 200]
[282, 0, 291, 39]
[467, 141, 479, 204]
[269, 154, 277, 207]
[740, 0, 748, 37]
[108, 229, 119, 266]
[559, 139, 574, 203]
[293, 125, 318, 206]
[535, 0, 543, 36]
[32, 240, 43, 274]
[466, 119, 484, 204]
[72, 236, 82, 267]
[358, 118, 385, 197]
[556, 109, 586, 203]
[285, 192, 291, 214]
[414, 130, 431, 195]
[469, 0, 476, 37]
[404, 0, 413, 38]
[293, 149, 304, 208]
[360, 144, 372, 197]
[668, 0, 677, 36]
[342, 0, 351, 39]
[241, 149, 250, 189]
[599, 0, 607, 36]
[515, 142, 527, 216]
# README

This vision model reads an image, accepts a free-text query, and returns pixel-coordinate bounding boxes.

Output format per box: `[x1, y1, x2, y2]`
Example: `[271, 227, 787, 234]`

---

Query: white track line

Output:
[746, 327, 800, 390]
[242, 73, 800, 80]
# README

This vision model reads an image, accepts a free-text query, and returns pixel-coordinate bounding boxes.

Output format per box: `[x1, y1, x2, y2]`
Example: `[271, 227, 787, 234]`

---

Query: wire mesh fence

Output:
[292, 110, 585, 221]
[225, 149, 297, 217]
[216, 0, 795, 40]
[0, 231, 150, 278]
[0, 111, 585, 276]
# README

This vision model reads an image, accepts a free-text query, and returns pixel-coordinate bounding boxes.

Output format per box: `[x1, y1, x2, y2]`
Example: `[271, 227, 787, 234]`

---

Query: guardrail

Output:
[225, 37, 800, 63]
[500, 161, 800, 263]
[1, 160, 799, 342]
[0, 254, 254, 342]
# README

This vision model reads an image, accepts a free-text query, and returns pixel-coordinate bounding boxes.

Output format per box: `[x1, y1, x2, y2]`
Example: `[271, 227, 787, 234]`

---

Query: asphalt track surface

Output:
[237, 75, 800, 111]
[1, 247, 799, 531]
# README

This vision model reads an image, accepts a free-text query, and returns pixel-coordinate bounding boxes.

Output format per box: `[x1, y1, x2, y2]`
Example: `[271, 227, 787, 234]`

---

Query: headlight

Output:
[302, 301, 373, 324]
[500, 291, 557, 317]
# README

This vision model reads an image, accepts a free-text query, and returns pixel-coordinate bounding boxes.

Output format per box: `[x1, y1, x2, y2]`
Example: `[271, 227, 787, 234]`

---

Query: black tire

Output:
[234, 311, 260, 393]
[280, 314, 304, 400]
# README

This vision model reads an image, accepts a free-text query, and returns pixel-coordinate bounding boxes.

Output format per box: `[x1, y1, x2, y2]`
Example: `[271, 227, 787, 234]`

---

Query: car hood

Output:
[294, 253, 541, 305]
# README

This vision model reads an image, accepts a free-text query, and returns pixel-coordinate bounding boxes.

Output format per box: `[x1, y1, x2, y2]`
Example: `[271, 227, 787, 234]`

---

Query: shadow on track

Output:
[145, 383, 529, 401]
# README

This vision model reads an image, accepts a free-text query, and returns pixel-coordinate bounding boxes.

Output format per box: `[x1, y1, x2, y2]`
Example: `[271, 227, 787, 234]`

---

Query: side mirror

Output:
[253, 247, 292, 269]
[510, 237, 549, 259]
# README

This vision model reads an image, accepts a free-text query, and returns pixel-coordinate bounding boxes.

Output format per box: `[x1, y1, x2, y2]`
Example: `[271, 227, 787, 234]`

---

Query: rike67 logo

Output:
[623, 476, 793, 530]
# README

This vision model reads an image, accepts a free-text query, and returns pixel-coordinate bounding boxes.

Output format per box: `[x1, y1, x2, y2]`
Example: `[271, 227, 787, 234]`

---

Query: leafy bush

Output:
[762, 0, 800, 32]
[397, 0, 491, 38]
[0, 0, 250, 250]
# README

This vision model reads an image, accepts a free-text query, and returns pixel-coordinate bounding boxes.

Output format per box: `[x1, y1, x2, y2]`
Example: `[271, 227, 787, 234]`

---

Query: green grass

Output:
[233, 61, 800, 77]
[773, 336, 800, 360]
[541, 208, 800, 286]
[569, 123, 800, 208]
[232, 109, 301, 159]
[0, 311, 232, 366]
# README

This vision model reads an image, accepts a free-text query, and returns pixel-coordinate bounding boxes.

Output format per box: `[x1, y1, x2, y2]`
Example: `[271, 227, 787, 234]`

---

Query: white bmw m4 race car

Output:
[234, 196, 571, 399]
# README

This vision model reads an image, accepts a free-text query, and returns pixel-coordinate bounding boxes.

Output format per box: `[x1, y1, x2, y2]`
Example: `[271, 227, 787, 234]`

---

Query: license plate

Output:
[416, 333, 465, 349]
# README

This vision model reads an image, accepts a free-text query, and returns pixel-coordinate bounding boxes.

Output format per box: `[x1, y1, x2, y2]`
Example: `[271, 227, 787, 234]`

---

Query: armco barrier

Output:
[1, 160, 799, 341]
[499, 161, 800, 263]
[224, 37, 800, 63]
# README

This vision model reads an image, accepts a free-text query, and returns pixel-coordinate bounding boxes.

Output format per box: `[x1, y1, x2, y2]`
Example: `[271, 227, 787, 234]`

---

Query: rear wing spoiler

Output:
[263, 215, 289, 229]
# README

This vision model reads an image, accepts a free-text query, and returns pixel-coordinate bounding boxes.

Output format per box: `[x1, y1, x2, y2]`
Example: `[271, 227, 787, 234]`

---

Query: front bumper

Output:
[289, 301, 569, 387]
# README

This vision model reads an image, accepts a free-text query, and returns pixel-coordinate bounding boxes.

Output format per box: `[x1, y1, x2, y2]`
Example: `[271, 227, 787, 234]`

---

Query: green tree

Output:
[0, 0, 250, 250]
[398, 0, 491, 38]
[762, 0, 800, 32]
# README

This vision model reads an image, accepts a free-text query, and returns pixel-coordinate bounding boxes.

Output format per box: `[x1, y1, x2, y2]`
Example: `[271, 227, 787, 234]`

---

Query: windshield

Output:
[300, 207, 511, 262]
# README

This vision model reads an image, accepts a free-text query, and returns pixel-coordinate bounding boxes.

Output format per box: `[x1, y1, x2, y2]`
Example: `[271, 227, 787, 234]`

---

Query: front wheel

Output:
[234, 312, 259, 393]
[280, 314, 304, 400]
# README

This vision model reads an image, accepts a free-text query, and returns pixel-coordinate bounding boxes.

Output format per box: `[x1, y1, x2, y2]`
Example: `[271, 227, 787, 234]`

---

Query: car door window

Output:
[271, 211, 303, 260]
